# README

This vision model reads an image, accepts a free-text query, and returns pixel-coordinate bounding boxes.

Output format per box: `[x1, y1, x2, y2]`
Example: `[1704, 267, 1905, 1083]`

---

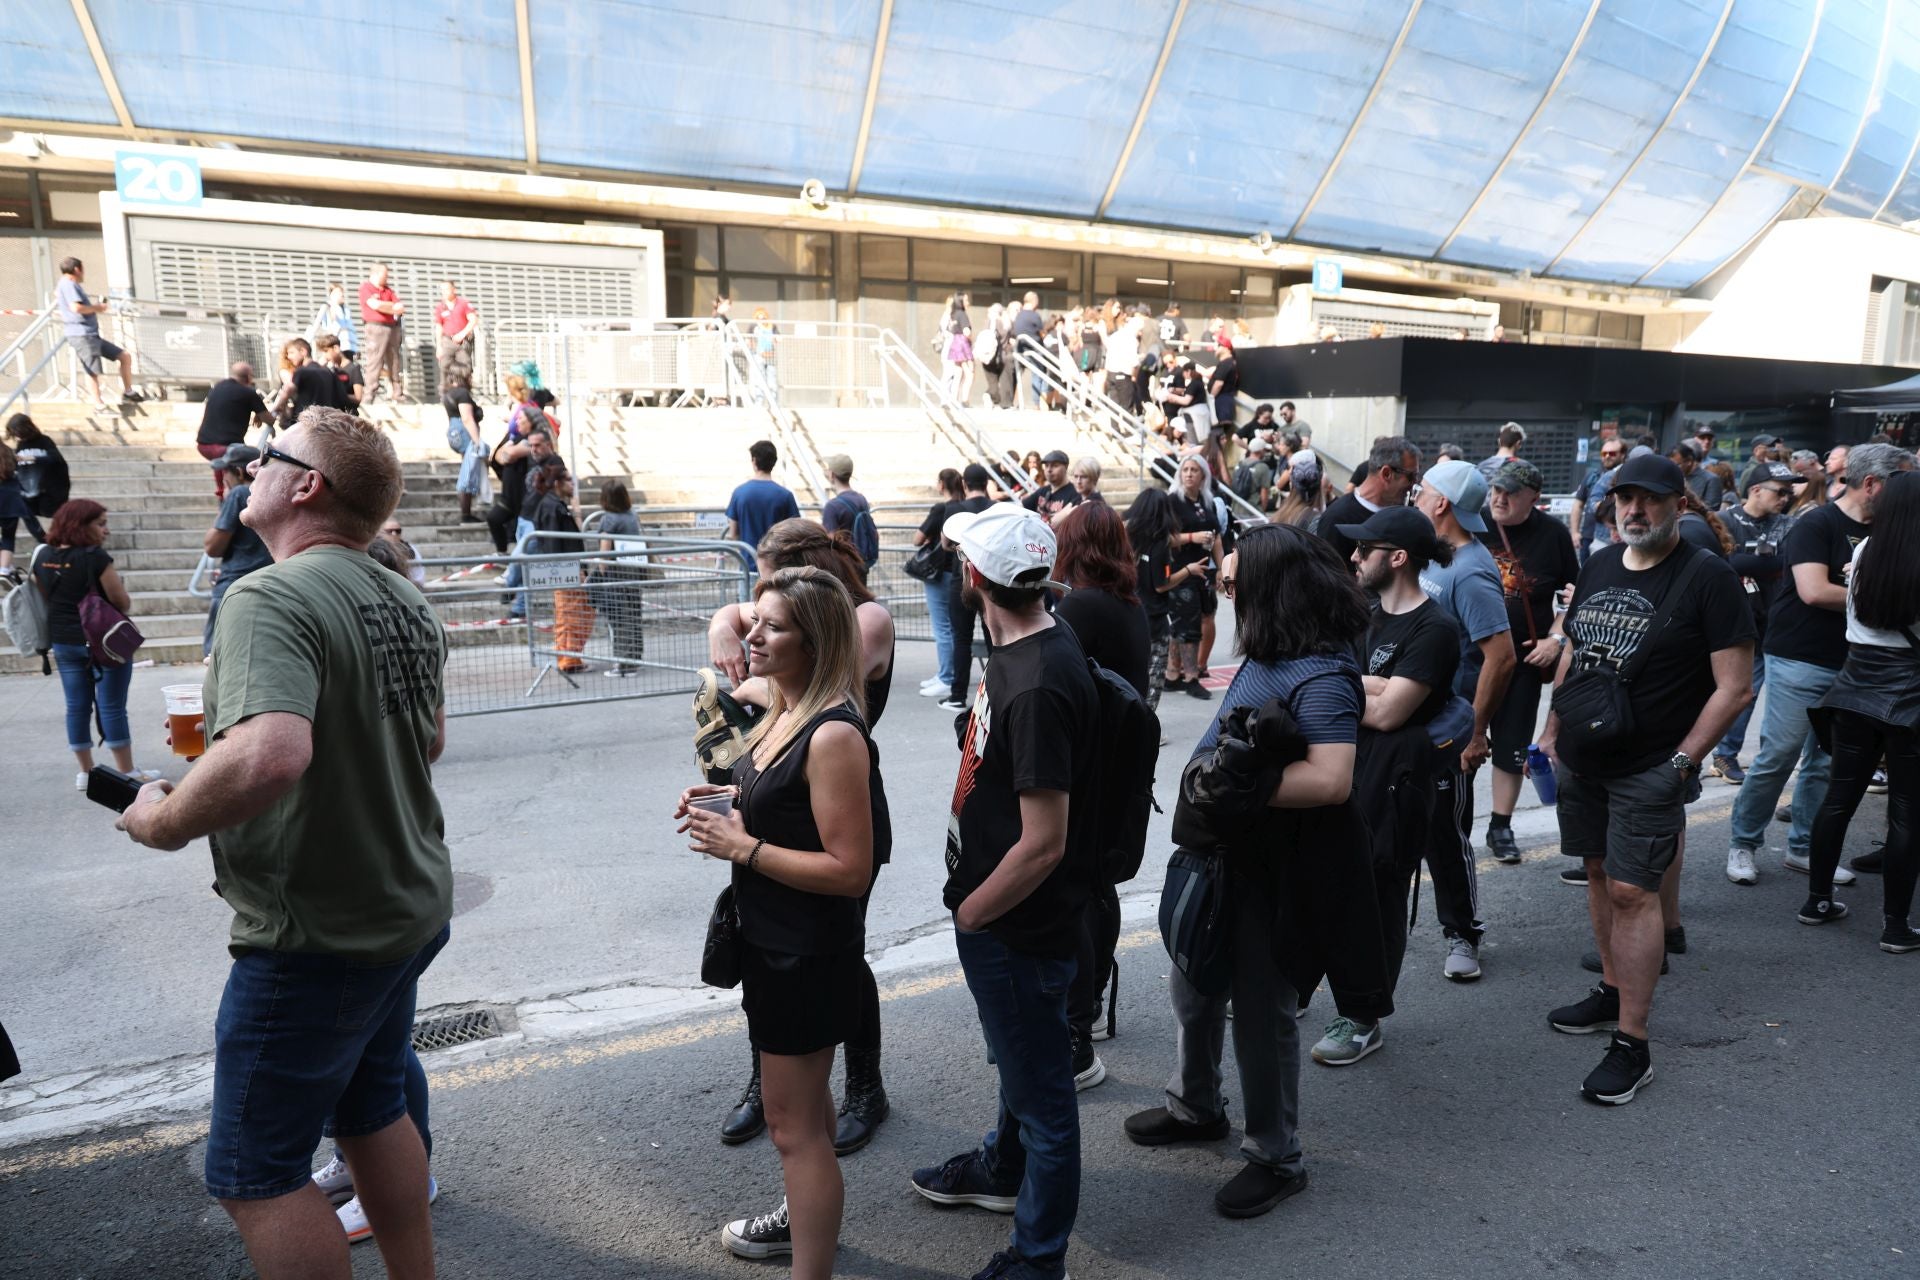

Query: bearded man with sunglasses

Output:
[118, 406, 452, 1280]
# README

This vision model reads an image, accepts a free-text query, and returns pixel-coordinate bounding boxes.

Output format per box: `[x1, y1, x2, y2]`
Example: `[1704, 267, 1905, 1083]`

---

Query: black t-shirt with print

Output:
[943, 622, 1098, 957]
[1560, 543, 1755, 778]
[1478, 508, 1580, 648]
[33, 544, 112, 646]
[1365, 598, 1460, 727]
[1764, 501, 1866, 670]
[1022, 483, 1083, 524]
[1171, 490, 1218, 569]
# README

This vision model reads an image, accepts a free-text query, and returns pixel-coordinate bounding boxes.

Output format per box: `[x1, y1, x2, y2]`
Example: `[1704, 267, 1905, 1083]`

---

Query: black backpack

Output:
[1084, 658, 1161, 885]
[1230, 460, 1261, 502]
[827, 493, 881, 570]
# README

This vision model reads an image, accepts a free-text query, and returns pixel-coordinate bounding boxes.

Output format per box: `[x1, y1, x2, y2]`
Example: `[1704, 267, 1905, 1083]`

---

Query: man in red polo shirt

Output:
[432, 280, 478, 393]
[358, 264, 407, 403]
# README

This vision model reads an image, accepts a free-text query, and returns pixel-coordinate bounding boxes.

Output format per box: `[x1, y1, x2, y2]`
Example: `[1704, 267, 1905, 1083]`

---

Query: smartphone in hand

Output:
[86, 766, 144, 813]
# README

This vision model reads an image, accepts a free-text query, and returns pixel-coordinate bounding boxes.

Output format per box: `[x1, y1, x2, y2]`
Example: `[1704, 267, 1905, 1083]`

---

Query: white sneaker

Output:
[919, 677, 948, 696]
[1726, 847, 1759, 885]
[312, 1154, 354, 1203]
[1443, 937, 1481, 982]
[337, 1176, 438, 1244]
[1782, 850, 1855, 885]
[74, 771, 88, 792]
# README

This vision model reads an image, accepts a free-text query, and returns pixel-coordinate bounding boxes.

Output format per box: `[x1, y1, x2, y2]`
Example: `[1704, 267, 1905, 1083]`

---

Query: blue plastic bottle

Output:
[1526, 745, 1557, 805]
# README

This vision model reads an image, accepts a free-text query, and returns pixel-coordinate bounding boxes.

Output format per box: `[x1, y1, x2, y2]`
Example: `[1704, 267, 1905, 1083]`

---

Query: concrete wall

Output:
[1278, 395, 1405, 477]
[1680, 217, 1920, 366]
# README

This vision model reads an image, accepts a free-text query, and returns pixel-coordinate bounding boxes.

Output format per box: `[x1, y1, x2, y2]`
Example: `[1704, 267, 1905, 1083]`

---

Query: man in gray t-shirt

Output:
[203, 446, 272, 655]
[55, 258, 137, 408]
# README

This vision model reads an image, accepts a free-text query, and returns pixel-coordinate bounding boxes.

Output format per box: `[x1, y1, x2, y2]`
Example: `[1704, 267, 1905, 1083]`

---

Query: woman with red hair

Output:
[1051, 499, 1150, 1086]
[32, 499, 159, 789]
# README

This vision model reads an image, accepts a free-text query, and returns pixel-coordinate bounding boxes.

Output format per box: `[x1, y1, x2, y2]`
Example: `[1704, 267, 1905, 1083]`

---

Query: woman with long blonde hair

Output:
[679, 566, 889, 1276]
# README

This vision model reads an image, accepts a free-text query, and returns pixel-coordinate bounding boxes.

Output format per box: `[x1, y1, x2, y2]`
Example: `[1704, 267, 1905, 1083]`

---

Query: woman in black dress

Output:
[680, 566, 883, 1274]
[704, 518, 896, 1152]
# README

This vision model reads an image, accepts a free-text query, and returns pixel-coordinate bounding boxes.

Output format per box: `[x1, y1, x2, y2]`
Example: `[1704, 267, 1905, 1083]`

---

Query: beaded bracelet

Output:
[746, 839, 765, 872]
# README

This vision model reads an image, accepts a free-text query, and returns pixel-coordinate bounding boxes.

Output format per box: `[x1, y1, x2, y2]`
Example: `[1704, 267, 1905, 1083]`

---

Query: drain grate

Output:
[412, 1008, 503, 1053]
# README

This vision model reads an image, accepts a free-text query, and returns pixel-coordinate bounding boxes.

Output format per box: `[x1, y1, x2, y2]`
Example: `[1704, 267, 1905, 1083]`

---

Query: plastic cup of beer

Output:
[163, 685, 206, 759]
[688, 792, 735, 820]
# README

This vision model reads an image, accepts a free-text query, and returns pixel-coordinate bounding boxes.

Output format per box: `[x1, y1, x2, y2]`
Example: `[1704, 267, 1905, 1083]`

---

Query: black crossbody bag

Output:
[1552, 547, 1707, 756]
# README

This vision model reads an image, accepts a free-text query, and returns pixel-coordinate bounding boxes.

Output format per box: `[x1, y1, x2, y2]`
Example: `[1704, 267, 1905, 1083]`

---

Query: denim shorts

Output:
[205, 923, 449, 1200]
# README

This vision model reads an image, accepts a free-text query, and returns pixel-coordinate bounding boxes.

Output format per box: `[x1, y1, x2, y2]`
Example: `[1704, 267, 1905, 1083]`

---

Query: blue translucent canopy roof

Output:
[7, 0, 1920, 289]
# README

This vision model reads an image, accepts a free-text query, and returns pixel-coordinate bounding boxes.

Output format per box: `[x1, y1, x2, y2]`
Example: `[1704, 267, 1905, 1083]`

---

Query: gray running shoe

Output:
[1310, 1017, 1383, 1066]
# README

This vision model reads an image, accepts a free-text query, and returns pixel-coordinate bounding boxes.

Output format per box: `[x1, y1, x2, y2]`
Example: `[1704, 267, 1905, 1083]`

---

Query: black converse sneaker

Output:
[1582, 1033, 1653, 1106]
[1881, 920, 1920, 953]
[1548, 984, 1619, 1034]
[721, 1200, 792, 1258]
[1796, 895, 1849, 926]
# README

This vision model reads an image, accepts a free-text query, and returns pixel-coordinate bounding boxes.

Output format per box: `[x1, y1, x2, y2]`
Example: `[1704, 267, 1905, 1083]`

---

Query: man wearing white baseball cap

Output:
[911, 502, 1097, 1280]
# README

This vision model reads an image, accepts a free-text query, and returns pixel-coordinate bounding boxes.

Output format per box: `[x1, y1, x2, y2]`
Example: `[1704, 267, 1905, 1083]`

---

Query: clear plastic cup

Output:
[163, 684, 205, 759]
[688, 793, 735, 819]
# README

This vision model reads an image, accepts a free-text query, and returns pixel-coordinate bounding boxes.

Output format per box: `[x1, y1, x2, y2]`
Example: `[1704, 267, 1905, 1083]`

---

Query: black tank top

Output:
[733, 705, 889, 954]
[864, 637, 896, 729]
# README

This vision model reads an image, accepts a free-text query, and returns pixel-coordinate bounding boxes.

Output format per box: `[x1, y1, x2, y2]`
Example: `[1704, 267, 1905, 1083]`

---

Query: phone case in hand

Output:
[86, 766, 143, 813]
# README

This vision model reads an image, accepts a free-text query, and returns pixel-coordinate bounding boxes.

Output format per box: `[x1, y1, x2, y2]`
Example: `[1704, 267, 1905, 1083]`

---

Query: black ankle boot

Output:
[833, 1046, 889, 1156]
[720, 1050, 765, 1145]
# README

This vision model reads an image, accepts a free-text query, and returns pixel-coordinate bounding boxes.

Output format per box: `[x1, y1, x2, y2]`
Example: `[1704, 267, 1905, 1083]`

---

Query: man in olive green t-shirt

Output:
[120, 407, 450, 1280]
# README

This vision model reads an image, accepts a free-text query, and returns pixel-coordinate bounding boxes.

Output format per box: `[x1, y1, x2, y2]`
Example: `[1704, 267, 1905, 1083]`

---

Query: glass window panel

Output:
[1758, 0, 1886, 185]
[724, 228, 833, 276]
[1537, 307, 1564, 334]
[914, 239, 1001, 287]
[1565, 309, 1597, 338]
[1094, 256, 1170, 299]
[1827, 8, 1920, 214]
[0, 8, 118, 124]
[1170, 262, 1240, 306]
[1639, 172, 1797, 289]
[0, 173, 34, 229]
[860, 236, 909, 279]
[855, 0, 1179, 214]
[782, 279, 835, 324]
[1297, 0, 1597, 258]
[1598, 312, 1630, 341]
[87, 0, 524, 158]
[662, 225, 720, 273]
[1006, 248, 1076, 288]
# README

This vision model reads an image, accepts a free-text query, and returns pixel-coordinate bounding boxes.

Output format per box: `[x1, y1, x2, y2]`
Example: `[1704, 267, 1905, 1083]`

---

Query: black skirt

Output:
[740, 944, 865, 1056]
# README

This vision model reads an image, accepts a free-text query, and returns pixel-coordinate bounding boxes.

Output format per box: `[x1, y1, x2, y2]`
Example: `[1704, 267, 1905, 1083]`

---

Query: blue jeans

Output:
[924, 571, 955, 686]
[52, 642, 131, 752]
[956, 924, 1078, 1278]
[205, 923, 449, 1200]
[1716, 649, 1767, 759]
[502, 515, 535, 616]
[1729, 654, 1837, 857]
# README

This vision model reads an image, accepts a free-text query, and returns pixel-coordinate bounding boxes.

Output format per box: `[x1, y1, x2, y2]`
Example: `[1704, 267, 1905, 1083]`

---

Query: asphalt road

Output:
[4, 644, 1918, 1278]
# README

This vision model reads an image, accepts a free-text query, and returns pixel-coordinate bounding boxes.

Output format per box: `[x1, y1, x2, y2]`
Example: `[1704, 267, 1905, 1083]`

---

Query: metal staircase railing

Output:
[1011, 338, 1264, 523]
[715, 319, 833, 507]
[873, 327, 1036, 500]
[0, 309, 71, 422]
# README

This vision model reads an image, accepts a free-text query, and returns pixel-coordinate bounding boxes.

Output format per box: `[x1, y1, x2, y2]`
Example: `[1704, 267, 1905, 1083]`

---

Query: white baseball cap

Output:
[944, 503, 1063, 590]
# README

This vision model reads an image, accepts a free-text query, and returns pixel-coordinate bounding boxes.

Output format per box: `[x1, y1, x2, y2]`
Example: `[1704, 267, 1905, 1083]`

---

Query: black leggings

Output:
[1, 512, 45, 553]
[1810, 709, 1918, 921]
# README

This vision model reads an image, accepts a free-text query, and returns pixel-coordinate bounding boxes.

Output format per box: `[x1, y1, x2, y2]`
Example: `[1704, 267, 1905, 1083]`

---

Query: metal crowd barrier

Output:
[415, 531, 757, 716]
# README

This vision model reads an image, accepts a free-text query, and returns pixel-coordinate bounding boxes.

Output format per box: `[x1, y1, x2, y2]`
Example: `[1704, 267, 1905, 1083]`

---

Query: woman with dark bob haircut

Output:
[1125, 521, 1369, 1219]
[1804, 469, 1920, 951]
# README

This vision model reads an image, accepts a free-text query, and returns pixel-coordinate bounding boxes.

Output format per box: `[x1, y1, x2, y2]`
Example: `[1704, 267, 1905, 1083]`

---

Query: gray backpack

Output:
[1, 545, 52, 673]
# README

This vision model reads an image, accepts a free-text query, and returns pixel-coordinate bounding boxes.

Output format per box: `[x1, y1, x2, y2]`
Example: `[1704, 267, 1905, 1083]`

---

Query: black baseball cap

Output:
[1610, 453, 1686, 496]
[1751, 433, 1780, 447]
[1335, 506, 1445, 560]
[1760, 461, 1806, 486]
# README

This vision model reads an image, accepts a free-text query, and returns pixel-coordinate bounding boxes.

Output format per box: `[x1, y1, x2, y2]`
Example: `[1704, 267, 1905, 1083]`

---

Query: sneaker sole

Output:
[909, 1182, 1016, 1214]
[721, 1227, 793, 1259]
[1215, 1170, 1309, 1219]
[1797, 905, 1850, 925]
[1491, 854, 1522, 865]
[1310, 1038, 1383, 1067]
[1444, 967, 1482, 982]
[1727, 872, 1758, 885]
[1880, 938, 1920, 953]
[1549, 1016, 1619, 1035]
[1559, 873, 1588, 886]
[1073, 1058, 1107, 1091]
[1783, 860, 1856, 885]
[1581, 1063, 1652, 1106]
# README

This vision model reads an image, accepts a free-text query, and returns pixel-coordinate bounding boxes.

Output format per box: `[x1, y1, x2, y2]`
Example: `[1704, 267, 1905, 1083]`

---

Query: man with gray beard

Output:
[1536, 454, 1754, 1105]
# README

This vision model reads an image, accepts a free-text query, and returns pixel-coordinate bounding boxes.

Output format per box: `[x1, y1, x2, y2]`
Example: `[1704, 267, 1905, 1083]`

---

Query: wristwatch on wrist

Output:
[1670, 751, 1697, 774]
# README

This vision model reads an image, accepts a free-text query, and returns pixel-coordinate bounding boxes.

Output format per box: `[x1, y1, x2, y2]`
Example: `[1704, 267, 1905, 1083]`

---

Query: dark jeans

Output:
[1811, 709, 1918, 920]
[948, 574, 992, 703]
[485, 502, 518, 555]
[957, 925, 1078, 1277]
[1426, 764, 1483, 945]
[1068, 886, 1120, 1040]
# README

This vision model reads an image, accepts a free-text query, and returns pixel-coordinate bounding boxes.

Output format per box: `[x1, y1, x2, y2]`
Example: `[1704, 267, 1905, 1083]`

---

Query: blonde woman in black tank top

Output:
[679, 566, 883, 1274]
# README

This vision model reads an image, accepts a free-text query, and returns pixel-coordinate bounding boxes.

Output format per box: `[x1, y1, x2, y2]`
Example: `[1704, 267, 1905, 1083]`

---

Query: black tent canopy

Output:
[1831, 370, 1920, 411]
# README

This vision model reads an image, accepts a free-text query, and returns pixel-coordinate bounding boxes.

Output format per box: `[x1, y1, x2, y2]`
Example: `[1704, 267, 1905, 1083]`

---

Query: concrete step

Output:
[0, 635, 205, 676]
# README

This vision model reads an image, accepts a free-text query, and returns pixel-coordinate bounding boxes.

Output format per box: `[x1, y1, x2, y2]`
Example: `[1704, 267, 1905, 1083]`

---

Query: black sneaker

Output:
[1486, 827, 1521, 865]
[1123, 1106, 1230, 1146]
[1851, 845, 1886, 875]
[910, 1151, 1018, 1213]
[1579, 951, 1666, 975]
[1880, 920, 1920, 954]
[1776, 804, 1792, 824]
[1581, 1033, 1653, 1106]
[1163, 678, 1191, 695]
[1664, 925, 1687, 955]
[721, 1200, 792, 1258]
[1796, 896, 1850, 926]
[1559, 864, 1589, 886]
[1070, 1028, 1106, 1091]
[1214, 1162, 1308, 1219]
[1548, 984, 1619, 1034]
[1185, 680, 1213, 700]
[970, 1251, 1069, 1280]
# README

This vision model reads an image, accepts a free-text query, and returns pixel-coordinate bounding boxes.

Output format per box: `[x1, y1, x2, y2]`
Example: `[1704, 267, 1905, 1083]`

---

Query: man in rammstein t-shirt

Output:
[119, 406, 452, 1277]
[1540, 454, 1754, 1106]
[911, 503, 1096, 1280]
[1725, 442, 1916, 886]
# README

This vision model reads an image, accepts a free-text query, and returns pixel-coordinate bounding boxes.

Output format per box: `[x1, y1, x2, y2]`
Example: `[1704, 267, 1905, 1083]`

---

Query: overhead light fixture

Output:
[1136, 277, 1171, 286]
[1009, 276, 1056, 285]
[1250, 230, 1274, 250]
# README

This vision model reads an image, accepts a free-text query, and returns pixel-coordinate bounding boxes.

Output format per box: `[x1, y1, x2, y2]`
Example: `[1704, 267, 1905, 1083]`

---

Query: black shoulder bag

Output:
[1551, 547, 1707, 757]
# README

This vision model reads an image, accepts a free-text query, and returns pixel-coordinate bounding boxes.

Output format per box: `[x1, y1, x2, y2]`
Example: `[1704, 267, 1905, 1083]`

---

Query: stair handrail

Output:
[872, 328, 1036, 499]
[715, 319, 833, 506]
[1012, 338, 1265, 523]
[0, 309, 69, 422]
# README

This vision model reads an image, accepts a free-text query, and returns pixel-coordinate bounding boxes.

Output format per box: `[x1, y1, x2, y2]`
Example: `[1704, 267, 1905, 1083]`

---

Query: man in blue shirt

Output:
[725, 440, 801, 557]
[1413, 460, 1517, 983]
[56, 258, 138, 409]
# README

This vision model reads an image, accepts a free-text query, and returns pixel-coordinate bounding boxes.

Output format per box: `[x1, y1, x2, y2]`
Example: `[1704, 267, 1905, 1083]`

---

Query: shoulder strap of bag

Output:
[1619, 546, 1709, 685]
